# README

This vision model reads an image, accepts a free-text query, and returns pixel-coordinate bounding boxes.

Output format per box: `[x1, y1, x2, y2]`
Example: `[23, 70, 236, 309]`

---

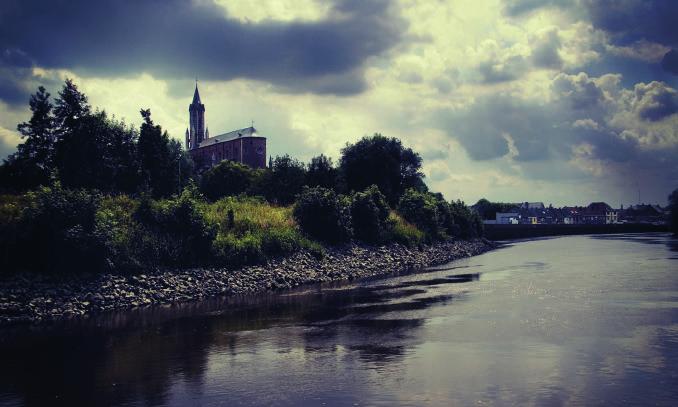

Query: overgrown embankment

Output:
[0, 184, 490, 324]
[0, 238, 493, 324]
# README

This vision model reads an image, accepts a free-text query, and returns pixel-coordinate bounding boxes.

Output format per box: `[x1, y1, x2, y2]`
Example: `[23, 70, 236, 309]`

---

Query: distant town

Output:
[476, 201, 668, 226]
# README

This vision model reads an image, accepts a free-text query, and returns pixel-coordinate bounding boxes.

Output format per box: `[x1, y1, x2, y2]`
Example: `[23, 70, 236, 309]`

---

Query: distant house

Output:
[581, 202, 617, 224]
[621, 204, 666, 224]
[496, 212, 520, 224]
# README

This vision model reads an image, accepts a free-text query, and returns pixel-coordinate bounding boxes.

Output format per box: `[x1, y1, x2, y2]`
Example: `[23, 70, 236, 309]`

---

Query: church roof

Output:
[192, 83, 201, 105]
[197, 126, 263, 148]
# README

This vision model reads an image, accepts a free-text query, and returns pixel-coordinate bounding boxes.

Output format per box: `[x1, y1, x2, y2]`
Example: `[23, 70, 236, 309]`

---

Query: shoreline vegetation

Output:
[0, 79, 488, 324]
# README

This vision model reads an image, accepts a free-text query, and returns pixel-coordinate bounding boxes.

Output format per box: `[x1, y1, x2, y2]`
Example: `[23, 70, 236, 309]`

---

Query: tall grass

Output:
[205, 196, 323, 265]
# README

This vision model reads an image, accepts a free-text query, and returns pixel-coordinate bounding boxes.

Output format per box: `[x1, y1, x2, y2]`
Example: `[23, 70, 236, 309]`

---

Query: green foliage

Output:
[206, 195, 320, 266]
[55, 111, 141, 193]
[264, 155, 307, 205]
[386, 212, 424, 246]
[397, 189, 442, 240]
[138, 109, 184, 198]
[306, 154, 338, 190]
[53, 78, 90, 137]
[669, 188, 678, 235]
[133, 186, 215, 266]
[339, 134, 426, 206]
[449, 200, 484, 238]
[294, 186, 352, 244]
[473, 198, 518, 220]
[200, 160, 253, 201]
[350, 185, 391, 243]
[12, 186, 107, 274]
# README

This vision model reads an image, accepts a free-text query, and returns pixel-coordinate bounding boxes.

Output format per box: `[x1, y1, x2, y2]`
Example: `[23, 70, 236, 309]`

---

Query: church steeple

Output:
[188, 81, 205, 149]
[192, 82, 201, 104]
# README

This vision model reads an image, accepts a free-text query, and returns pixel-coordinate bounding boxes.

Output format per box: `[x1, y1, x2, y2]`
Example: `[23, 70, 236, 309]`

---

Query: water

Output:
[1, 233, 677, 406]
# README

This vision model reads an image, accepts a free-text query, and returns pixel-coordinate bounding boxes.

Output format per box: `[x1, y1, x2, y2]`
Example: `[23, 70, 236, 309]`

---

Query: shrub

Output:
[397, 188, 442, 240]
[350, 185, 391, 243]
[15, 186, 108, 274]
[449, 200, 484, 238]
[133, 186, 215, 266]
[293, 186, 352, 244]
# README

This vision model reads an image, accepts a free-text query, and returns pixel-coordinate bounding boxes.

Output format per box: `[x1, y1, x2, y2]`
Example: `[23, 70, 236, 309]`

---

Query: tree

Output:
[306, 154, 338, 189]
[473, 198, 518, 220]
[54, 111, 140, 192]
[53, 78, 90, 138]
[350, 185, 391, 243]
[340, 134, 426, 206]
[397, 189, 442, 240]
[200, 160, 253, 200]
[0, 86, 55, 191]
[449, 200, 483, 238]
[669, 188, 678, 235]
[293, 186, 352, 243]
[265, 155, 307, 205]
[138, 109, 179, 198]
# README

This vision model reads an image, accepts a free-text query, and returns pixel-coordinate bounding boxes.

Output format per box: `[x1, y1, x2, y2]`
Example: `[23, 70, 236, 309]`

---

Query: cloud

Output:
[435, 71, 678, 191]
[584, 0, 678, 47]
[661, 49, 678, 75]
[0, 0, 407, 103]
[530, 29, 563, 69]
[631, 81, 678, 121]
[502, 0, 574, 17]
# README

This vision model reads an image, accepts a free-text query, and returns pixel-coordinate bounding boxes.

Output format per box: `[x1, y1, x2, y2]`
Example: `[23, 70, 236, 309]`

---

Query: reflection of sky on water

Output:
[1, 233, 677, 406]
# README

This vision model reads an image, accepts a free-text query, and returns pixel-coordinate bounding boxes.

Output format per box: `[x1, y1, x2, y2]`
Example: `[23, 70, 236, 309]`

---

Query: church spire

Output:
[192, 81, 201, 105]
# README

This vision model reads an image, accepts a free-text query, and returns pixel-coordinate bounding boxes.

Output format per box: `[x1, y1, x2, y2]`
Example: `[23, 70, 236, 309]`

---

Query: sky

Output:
[1, 0, 677, 206]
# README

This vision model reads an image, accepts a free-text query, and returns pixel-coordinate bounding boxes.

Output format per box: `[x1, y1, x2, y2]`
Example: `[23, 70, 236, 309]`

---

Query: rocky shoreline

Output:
[0, 238, 495, 325]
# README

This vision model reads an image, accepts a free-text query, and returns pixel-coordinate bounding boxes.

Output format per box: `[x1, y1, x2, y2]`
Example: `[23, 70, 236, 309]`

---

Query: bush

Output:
[350, 185, 391, 243]
[133, 186, 215, 266]
[14, 186, 108, 274]
[449, 200, 483, 238]
[293, 186, 352, 244]
[397, 189, 442, 240]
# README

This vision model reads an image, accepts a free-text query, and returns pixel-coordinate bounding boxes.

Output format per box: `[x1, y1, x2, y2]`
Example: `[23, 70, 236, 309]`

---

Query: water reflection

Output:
[1, 233, 677, 406]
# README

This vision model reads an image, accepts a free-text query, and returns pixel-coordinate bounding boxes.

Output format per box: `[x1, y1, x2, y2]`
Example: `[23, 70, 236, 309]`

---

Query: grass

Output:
[205, 196, 324, 265]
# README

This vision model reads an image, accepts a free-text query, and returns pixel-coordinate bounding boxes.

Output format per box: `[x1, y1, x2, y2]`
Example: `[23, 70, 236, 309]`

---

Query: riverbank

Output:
[0, 238, 494, 325]
[484, 223, 668, 240]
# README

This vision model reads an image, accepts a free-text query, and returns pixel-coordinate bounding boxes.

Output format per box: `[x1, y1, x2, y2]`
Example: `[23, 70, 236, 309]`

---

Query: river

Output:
[1, 233, 677, 406]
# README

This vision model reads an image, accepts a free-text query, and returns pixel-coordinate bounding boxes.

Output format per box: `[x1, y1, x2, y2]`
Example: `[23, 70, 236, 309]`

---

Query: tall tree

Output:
[266, 155, 307, 205]
[0, 86, 56, 191]
[138, 109, 179, 198]
[53, 78, 90, 138]
[340, 134, 426, 206]
[306, 154, 338, 190]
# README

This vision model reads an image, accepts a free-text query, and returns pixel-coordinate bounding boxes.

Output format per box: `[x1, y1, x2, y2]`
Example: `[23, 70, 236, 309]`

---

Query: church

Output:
[185, 84, 267, 170]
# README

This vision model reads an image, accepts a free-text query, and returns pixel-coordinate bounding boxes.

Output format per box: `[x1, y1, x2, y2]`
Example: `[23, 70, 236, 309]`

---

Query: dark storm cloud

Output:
[583, 0, 678, 75]
[661, 50, 678, 75]
[502, 0, 574, 17]
[0, 0, 406, 104]
[584, 0, 678, 47]
[435, 73, 678, 186]
[632, 81, 678, 121]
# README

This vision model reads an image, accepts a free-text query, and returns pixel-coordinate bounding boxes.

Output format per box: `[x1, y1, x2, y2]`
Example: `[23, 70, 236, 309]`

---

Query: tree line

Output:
[0, 79, 485, 275]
